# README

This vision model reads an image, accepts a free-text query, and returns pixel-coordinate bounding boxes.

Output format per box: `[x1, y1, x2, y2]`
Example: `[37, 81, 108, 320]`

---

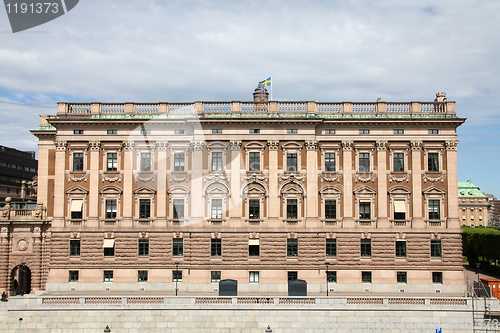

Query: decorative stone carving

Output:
[376, 141, 388, 151]
[267, 141, 279, 150]
[305, 141, 318, 151]
[435, 92, 447, 102]
[191, 141, 205, 151]
[89, 141, 101, 151]
[279, 173, 305, 184]
[135, 173, 156, 183]
[55, 141, 67, 150]
[445, 141, 459, 151]
[204, 173, 229, 185]
[169, 174, 190, 183]
[241, 173, 268, 184]
[16, 239, 28, 251]
[67, 173, 89, 183]
[423, 174, 445, 183]
[230, 140, 242, 150]
[156, 142, 168, 150]
[102, 174, 122, 183]
[354, 173, 376, 183]
[341, 141, 353, 151]
[1, 204, 10, 218]
[122, 142, 135, 151]
[320, 174, 342, 183]
[410, 141, 422, 151]
[388, 174, 410, 183]
[31, 204, 45, 218]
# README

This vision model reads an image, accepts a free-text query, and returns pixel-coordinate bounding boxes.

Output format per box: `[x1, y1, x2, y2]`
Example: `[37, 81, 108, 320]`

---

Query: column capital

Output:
[445, 140, 459, 151]
[305, 140, 318, 151]
[156, 142, 169, 150]
[55, 141, 67, 151]
[89, 141, 101, 151]
[267, 141, 279, 150]
[341, 141, 353, 151]
[410, 141, 423, 151]
[376, 141, 388, 151]
[122, 142, 135, 151]
[230, 140, 242, 150]
[191, 141, 205, 151]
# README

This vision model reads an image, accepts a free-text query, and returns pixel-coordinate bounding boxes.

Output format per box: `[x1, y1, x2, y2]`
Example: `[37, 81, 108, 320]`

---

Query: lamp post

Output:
[174, 262, 179, 296]
[326, 262, 329, 297]
[104, 325, 111, 333]
[265, 325, 272, 332]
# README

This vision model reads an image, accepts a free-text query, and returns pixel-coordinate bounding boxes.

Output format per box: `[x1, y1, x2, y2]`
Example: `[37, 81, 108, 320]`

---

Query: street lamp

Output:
[174, 262, 180, 296]
[104, 325, 111, 333]
[265, 325, 272, 332]
[326, 262, 329, 297]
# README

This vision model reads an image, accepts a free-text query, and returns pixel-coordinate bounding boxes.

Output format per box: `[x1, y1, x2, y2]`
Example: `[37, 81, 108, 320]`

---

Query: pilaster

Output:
[305, 141, 318, 219]
[156, 142, 168, 227]
[446, 140, 460, 228]
[267, 141, 279, 218]
[411, 141, 424, 228]
[229, 140, 242, 219]
[191, 141, 205, 220]
[53, 141, 67, 228]
[341, 141, 354, 227]
[122, 142, 134, 227]
[87, 141, 100, 227]
[376, 141, 389, 228]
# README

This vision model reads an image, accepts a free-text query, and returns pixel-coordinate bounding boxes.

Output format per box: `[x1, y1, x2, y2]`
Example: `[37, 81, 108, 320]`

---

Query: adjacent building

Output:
[1, 89, 466, 296]
[0, 145, 37, 204]
[458, 181, 490, 227]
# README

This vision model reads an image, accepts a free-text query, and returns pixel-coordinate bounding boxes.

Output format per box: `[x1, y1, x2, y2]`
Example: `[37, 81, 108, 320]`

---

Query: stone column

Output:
[411, 141, 424, 228]
[156, 142, 168, 227]
[229, 141, 242, 219]
[446, 140, 460, 229]
[0, 227, 9, 291]
[267, 141, 279, 219]
[53, 141, 67, 228]
[87, 142, 100, 228]
[122, 142, 134, 227]
[305, 141, 318, 220]
[36, 140, 51, 210]
[191, 141, 205, 221]
[376, 141, 390, 228]
[342, 141, 354, 227]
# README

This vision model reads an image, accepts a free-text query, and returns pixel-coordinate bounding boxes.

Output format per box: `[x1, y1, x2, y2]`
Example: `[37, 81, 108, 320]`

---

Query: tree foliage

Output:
[462, 226, 500, 263]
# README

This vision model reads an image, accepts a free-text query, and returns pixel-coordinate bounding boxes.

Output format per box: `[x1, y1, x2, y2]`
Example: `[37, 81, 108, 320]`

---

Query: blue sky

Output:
[0, 0, 499, 197]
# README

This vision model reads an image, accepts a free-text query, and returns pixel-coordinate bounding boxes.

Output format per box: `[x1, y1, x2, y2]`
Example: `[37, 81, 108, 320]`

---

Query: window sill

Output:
[246, 219, 263, 224]
[356, 220, 374, 226]
[103, 219, 118, 225]
[426, 220, 444, 226]
[322, 219, 338, 225]
[208, 219, 225, 224]
[69, 219, 84, 225]
[171, 219, 186, 224]
[283, 219, 301, 223]
[391, 220, 409, 226]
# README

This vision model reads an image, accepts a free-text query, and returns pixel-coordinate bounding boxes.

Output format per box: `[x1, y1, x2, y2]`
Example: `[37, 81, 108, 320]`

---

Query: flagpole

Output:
[270, 77, 273, 101]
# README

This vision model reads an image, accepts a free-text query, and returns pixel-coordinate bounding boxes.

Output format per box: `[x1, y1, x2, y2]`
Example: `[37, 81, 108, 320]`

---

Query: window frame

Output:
[138, 238, 149, 257]
[106, 152, 118, 172]
[173, 152, 185, 172]
[72, 152, 84, 172]
[395, 240, 407, 258]
[397, 271, 407, 283]
[172, 270, 182, 282]
[360, 239, 372, 257]
[249, 271, 259, 283]
[326, 238, 337, 257]
[211, 271, 221, 282]
[287, 238, 298, 257]
[361, 271, 372, 283]
[70, 239, 80, 257]
[138, 270, 148, 282]
[103, 270, 113, 282]
[327, 271, 337, 283]
[211, 238, 222, 257]
[69, 270, 79, 282]
[139, 151, 152, 172]
[432, 272, 443, 284]
[431, 239, 442, 258]
[172, 238, 183, 257]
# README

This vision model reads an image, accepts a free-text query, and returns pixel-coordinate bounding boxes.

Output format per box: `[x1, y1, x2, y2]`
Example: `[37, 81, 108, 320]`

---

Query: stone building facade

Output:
[23, 89, 466, 295]
[458, 181, 490, 227]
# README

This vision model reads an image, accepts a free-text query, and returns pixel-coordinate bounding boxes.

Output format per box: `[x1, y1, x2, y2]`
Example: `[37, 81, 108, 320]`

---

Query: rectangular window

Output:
[73, 153, 84, 172]
[431, 240, 442, 258]
[397, 271, 407, 283]
[325, 153, 336, 172]
[326, 238, 337, 257]
[325, 129, 335, 135]
[103, 239, 115, 257]
[211, 199, 223, 219]
[361, 271, 372, 283]
[138, 238, 149, 256]
[361, 239, 371, 257]
[249, 239, 260, 257]
[173, 238, 183, 256]
[70, 239, 80, 257]
[249, 152, 260, 171]
[139, 199, 151, 219]
[429, 200, 440, 220]
[107, 129, 117, 135]
[359, 129, 370, 135]
[69, 270, 79, 282]
[287, 238, 298, 257]
[288, 271, 298, 281]
[325, 200, 336, 219]
[287, 129, 298, 134]
[138, 270, 148, 282]
[394, 129, 404, 134]
[432, 272, 443, 284]
[394, 200, 406, 220]
[107, 153, 118, 172]
[249, 271, 259, 283]
[327, 271, 337, 283]
[286, 153, 297, 172]
[212, 129, 222, 134]
[70, 199, 83, 220]
[74, 130, 84, 135]
[140, 130, 150, 135]
[211, 271, 221, 282]
[103, 270, 113, 282]
[105, 199, 117, 219]
[359, 201, 371, 220]
[211, 152, 223, 171]
[172, 270, 182, 282]
[249, 199, 260, 220]
[393, 153, 404, 172]
[428, 153, 439, 172]
[286, 199, 298, 219]
[174, 153, 185, 172]
[174, 129, 185, 135]
[211, 238, 221, 257]
[428, 129, 439, 135]
[249, 129, 260, 134]
[359, 153, 370, 172]
[173, 199, 184, 220]
[140, 152, 151, 172]
[395, 240, 406, 257]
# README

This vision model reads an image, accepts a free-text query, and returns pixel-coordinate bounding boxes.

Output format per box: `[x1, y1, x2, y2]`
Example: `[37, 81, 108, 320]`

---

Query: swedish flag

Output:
[258, 77, 272, 87]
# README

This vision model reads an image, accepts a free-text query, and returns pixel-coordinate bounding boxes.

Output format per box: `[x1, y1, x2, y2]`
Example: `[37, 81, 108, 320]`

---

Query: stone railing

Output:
[0, 203, 46, 220]
[57, 100, 456, 117]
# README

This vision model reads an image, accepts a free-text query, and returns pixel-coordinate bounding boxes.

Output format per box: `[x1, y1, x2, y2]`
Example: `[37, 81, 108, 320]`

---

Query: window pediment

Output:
[353, 185, 376, 195]
[244, 141, 266, 151]
[207, 142, 228, 151]
[134, 186, 156, 195]
[206, 184, 229, 195]
[66, 185, 89, 195]
[281, 183, 303, 195]
[281, 141, 302, 150]
[319, 186, 342, 195]
[100, 186, 123, 195]
[423, 186, 446, 195]
[168, 185, 190, 195]
[388, 186, 411, 195]
[243, 184, 266, 196]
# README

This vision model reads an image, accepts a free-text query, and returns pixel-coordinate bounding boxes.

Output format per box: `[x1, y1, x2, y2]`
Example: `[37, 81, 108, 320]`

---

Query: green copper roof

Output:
[458, 181, 488, 198]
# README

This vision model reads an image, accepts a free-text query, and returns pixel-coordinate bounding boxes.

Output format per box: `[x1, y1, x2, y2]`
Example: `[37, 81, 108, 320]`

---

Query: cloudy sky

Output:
[1, 0, 499, 196]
